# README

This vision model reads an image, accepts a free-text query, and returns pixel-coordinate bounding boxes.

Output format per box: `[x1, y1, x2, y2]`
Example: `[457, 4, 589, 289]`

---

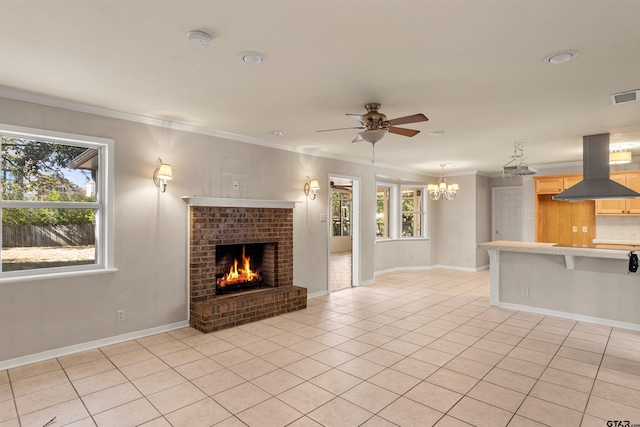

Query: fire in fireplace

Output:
[216, 244, 264, 295]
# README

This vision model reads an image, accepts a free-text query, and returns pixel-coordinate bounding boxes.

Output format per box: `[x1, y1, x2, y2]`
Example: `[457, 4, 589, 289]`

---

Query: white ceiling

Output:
[1, 0, 640, 175]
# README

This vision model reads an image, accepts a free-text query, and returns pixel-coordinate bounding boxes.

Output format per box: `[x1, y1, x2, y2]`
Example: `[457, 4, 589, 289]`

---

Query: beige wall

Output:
[500, 251, 640, 325]
[433, 174, 482, 269]
[475, 175, 491, 268]
[3, 96, 465, 364]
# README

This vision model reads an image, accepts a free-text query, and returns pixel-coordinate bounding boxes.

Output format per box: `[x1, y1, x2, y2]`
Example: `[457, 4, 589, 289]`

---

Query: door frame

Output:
[327, 174, 360, 291]
[492, 186, 524, 241]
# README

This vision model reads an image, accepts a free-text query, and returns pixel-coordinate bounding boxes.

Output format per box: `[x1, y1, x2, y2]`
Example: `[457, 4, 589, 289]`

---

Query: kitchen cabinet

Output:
[534, 174, 581, 194]
[534, 174, 595, 246]
[596, 172, 640, 215]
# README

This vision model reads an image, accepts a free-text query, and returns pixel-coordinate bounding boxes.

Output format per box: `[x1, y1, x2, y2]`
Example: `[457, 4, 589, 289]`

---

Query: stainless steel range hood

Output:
[553, 133, 640, 201]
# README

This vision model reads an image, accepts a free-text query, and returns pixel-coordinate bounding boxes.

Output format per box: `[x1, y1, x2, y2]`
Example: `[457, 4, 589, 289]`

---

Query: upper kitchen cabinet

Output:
[534, 174, 581, 194]
[596, 172, 640, 215]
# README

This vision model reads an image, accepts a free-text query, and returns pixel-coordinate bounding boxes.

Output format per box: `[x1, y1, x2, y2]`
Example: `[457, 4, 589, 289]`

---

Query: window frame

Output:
[400, 185, 427, 239]
[375, 181, 428, 241]
[0, 124, 115, 280]
[376, 183, 396, 240]
[331, 188, 352, 237]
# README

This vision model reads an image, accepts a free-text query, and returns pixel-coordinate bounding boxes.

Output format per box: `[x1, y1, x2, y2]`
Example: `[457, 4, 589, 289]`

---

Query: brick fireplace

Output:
[185, 197, 307, 332]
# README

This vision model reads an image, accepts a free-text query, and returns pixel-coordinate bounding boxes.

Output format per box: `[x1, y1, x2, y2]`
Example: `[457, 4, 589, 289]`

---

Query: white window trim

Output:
[400, 184, 428, 239]
[0, 123, 115, 280]
[376, 181, 429, 241]
[376, 182, 396, 240]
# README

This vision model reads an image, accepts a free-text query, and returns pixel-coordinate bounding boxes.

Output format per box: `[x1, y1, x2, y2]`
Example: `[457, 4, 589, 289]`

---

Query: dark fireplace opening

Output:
[215, 243, 267, 295]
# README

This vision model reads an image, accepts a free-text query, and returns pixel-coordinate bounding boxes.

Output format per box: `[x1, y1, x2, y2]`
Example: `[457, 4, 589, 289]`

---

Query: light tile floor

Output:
[2, 269, 640, 426]
[330, 252, 352, 292]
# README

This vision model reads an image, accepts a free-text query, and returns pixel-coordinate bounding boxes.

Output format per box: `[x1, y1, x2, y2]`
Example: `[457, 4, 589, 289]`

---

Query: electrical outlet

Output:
[240, 181, 246, 191]
[521, 288, 529, 297]
[232, 181, 239, 191]
[117, 310, 125, 322]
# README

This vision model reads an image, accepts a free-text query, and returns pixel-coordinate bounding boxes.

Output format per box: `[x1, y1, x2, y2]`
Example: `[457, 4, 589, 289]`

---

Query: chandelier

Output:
[428, 165, 459, 200]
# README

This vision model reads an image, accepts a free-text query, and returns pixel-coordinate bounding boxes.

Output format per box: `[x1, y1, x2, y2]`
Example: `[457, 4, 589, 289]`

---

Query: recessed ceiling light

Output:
[542, 49, 580, 64]
[186, 30, 213, 48]
[238, 51, 268, 64]
[271, 130, 286, 136]
[430, 130, 446, 136]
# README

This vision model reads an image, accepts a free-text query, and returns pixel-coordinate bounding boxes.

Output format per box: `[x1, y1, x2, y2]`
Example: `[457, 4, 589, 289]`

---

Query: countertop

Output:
[478, 240, 631, 260]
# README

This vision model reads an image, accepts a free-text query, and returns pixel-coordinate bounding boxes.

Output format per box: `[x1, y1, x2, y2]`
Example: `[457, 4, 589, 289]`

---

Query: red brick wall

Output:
[189, 205, 304, 332]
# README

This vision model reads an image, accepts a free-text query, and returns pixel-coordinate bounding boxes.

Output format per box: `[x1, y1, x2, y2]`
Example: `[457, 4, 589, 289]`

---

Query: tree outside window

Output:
[1, 134, 103, 273]
[331, 190, 351, 237]
[401, 187, 424, 237]
[376, 186, 391, 238]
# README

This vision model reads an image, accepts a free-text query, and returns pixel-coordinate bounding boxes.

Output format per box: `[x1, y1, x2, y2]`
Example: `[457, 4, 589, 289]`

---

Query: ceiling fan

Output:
[317, 103, 428, 162]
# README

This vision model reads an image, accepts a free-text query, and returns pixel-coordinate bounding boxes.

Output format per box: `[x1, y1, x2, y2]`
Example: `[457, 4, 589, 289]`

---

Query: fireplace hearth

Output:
[185, 198, 307, 332]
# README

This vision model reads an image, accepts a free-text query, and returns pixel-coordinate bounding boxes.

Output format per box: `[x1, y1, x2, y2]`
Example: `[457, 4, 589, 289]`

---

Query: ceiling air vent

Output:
[611, 89, 639, 105]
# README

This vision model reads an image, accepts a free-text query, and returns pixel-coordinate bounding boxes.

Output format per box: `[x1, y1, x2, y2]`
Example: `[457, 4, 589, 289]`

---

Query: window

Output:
[376, 182, 427, 240]
[0, 124, 113, 277]
[401, 187, 424, 237]
[376, 185, 391, 238]
[331, 190, 351, 237]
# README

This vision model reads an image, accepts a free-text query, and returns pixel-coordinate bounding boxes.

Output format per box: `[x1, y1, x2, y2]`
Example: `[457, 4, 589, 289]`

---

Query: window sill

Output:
[376, 237, 430, 243]
[0, 267, 118, 284]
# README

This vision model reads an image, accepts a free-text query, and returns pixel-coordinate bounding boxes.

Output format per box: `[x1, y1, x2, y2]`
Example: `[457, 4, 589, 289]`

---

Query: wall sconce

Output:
[153, 159, 173, 193]
[303, 176, 320, 200]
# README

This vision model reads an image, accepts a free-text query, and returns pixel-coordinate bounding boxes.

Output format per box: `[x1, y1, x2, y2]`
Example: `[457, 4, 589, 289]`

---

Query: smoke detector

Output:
[187, 31, 213, 48]
[611, 89, 639, 105]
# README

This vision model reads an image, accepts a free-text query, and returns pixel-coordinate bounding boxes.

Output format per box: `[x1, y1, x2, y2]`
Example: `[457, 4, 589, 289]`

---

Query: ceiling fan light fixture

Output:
[360, 129, 387, 143]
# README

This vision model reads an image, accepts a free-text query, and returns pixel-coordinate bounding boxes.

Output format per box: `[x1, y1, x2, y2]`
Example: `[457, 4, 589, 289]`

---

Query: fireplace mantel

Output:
[182, 196, 298, 209]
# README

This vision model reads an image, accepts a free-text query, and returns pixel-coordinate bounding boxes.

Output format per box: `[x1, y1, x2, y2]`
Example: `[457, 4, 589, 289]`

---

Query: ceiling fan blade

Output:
[352, 134, 363, 143]
[387, 113, 428, 126]
[317, 126, 365, 133]
[346, 114, 367, 125]
[388, 127, 420, 137]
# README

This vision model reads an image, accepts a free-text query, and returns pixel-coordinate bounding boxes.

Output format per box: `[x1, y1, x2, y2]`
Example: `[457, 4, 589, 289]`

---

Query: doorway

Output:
[492, 186, 523, 241]
[328, 176, 359, 292]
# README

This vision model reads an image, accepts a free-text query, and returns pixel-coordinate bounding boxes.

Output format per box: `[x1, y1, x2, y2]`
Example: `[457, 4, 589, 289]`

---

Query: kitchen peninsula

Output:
[478, 241, 640, 330]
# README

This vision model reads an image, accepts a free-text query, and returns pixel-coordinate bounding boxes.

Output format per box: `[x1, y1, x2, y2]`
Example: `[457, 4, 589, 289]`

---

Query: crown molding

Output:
[0, 86, 429, 177]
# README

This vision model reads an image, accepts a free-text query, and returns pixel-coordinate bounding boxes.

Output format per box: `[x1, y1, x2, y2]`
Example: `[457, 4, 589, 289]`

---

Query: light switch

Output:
[320, 213, 327, 222]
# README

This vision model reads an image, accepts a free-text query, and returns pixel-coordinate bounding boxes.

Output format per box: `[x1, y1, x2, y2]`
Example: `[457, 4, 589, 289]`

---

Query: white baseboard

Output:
[374, 266, 433, 276]
[0, 320, 190, 371]
[374, 264, 489, 276]
[499, 302, 640, 332]
[433, 264, 490, 272]
[307, 290, 329, 299]
[357, 278, 375, 286]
